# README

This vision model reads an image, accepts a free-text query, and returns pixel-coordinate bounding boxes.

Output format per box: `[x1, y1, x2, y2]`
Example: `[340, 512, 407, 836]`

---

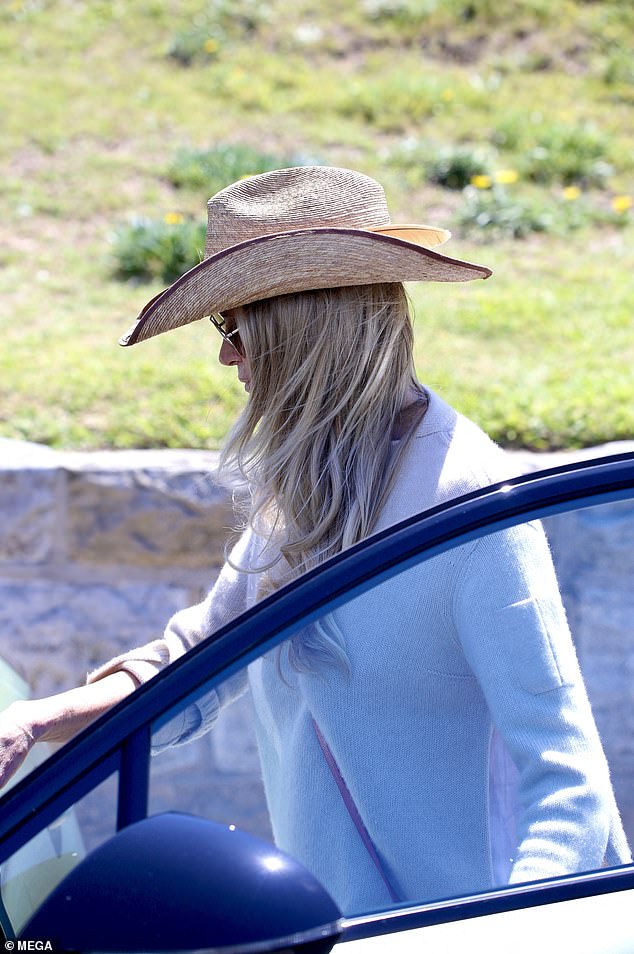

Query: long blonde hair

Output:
[219, 282, 426, 587]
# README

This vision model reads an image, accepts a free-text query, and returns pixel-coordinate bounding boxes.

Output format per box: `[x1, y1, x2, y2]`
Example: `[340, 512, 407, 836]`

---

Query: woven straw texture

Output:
[204, 166, 391, 257]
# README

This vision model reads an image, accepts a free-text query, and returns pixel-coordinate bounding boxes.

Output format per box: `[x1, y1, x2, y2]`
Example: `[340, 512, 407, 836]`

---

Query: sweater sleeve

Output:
[87, 528, 257, 747]
[453, 521, 631, 883]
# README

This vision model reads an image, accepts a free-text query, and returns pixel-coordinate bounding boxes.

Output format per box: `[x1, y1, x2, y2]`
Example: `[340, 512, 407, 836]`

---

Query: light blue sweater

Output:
[90, 390, 631, 914]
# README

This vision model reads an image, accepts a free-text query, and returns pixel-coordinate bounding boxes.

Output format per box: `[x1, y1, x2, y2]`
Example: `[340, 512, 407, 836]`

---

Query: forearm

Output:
[10, 672, 139, 745]
[0, 672, 139, 789]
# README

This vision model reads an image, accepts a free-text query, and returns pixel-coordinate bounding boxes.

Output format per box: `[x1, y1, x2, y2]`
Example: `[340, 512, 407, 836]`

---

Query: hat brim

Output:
[119, 227, 492, 346]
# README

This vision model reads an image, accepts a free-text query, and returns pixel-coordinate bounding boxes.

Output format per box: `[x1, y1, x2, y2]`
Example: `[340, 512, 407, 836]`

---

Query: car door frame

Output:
[0, 451, 633, 944]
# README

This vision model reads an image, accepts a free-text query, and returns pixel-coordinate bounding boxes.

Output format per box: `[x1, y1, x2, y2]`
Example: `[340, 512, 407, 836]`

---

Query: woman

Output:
[0, 166, 630, 914]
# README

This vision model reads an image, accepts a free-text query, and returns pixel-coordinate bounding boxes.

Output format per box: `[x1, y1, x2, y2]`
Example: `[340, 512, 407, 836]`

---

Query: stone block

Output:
[66, 459, 235, 570]
[0, 469, 58, 564]
[544, 500, 634, 585]
[0, 579, 191, 695]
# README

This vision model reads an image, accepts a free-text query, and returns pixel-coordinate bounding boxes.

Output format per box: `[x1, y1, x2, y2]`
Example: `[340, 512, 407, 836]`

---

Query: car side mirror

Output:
[21, 813, 342, 953]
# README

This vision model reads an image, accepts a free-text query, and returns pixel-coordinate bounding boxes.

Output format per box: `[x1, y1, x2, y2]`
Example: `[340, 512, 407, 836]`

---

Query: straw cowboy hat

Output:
[119, 165, 492, 347]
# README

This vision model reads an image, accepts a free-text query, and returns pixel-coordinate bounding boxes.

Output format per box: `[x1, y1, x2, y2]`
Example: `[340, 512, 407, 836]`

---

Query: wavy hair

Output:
[218, 283, 427, 670]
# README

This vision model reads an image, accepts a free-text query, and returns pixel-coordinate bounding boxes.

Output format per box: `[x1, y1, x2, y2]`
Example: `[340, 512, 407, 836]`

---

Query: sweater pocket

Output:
[502, 597, 576, 695]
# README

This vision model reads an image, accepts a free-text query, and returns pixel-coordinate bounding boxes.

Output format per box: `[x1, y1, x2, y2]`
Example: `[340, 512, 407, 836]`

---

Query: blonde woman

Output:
[0, 167, 630, 913]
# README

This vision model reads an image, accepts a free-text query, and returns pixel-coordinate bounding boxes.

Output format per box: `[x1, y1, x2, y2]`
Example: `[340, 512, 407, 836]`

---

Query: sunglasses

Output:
[209, 312, 243, 357]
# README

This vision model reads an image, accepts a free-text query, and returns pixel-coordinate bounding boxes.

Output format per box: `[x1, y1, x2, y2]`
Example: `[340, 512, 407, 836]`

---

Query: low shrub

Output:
[332, 74, 451, 130]
[387, 138, 492, 188]
[492, 120, 613, 187]
[514, 124, 613, 188]
[167, 0, 268, 65]
[360, 0, 555, 29]
[457, 183, 629, 239]
[360, 0, 439, 27]
[167, 143, 290, 193]
[521, 124, 612, 187]
[111, 216, 207, 284]
[458, 186, 554, 238]
[425, 144, 492, 189]
[167, 27, 224, 66]
[602, 48, 634, 87]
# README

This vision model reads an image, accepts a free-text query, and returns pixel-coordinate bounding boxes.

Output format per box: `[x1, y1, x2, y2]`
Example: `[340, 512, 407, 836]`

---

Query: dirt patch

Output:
[273, 16, 600, 76]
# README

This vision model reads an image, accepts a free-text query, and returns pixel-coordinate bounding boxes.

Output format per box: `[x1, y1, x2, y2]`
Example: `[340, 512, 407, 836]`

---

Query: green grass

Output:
[410, 242, 634, 448]
[0, 0, 632, 450]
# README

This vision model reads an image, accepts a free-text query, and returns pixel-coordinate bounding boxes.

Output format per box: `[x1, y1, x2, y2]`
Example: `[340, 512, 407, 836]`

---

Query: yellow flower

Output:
[494, 169, 518, 185]
[562, 186, 581, 201]
[204, 37, 220, 54]
[441, 89, 455, 101]
[164, 212, 184, 225]
[612, 194, 632, 213]
[471, 174, 492, 189]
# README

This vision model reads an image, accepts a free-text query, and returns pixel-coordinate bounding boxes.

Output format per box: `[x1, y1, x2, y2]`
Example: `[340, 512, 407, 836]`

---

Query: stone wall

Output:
[0, 439, 233, 695]
[1, 437, 632, 858]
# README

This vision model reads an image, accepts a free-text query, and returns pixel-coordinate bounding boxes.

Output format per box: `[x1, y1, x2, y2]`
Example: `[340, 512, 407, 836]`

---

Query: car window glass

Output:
[143, 498, 633, 917]
[541, 498, 633, 843]
[0, 771, 118, 936]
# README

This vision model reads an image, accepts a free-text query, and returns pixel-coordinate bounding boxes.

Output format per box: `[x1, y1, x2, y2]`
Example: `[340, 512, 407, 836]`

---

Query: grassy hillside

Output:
[0, 0, 632, 449]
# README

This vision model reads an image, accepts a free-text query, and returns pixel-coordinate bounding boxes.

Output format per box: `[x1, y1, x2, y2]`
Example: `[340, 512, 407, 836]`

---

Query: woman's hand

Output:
[0, 672, 139, 791]
[0, 700, 39, 789]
